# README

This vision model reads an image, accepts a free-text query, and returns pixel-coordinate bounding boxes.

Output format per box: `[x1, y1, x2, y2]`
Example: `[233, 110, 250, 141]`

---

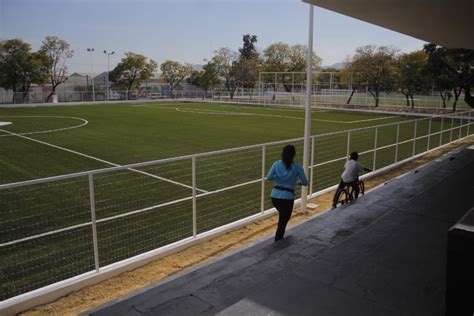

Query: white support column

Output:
[395, 123, 400, 163]
[300, 4, 314, 213]
[88, 174, 100, 272]
[373, 127, 378, 171]
[261, 146, 266, 214]
[192, 157, 197, 237]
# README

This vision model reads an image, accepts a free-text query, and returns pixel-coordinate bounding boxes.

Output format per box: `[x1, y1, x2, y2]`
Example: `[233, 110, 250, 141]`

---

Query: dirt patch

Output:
[22, 137, 473, 316]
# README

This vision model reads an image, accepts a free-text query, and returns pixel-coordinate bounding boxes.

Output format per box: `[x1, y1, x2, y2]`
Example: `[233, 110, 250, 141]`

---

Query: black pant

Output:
[332, 178, 359, 205]
[271, 197, 294, 241]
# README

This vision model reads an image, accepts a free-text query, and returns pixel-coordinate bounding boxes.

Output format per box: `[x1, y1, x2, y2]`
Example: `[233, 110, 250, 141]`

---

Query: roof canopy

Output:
[302, 0, 474, 50]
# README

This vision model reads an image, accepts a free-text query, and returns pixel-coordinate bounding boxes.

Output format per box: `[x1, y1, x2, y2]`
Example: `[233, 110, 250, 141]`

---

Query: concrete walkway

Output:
[85, 143, 474, 316]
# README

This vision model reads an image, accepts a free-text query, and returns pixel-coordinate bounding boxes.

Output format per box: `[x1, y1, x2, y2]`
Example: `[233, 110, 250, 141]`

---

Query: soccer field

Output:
[0, 102, 471, 301]
[0, 102, 411, 184]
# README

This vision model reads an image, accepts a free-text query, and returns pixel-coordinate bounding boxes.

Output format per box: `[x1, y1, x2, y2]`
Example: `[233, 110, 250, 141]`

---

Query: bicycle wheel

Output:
[359, 180, 365, 196]
[337, 189, 349, 206]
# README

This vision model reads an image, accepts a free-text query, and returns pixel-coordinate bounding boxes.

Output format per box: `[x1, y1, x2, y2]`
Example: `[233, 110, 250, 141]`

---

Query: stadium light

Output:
[87, 48, 95, 102]
[300, 4, 314, 213]
[103, 50, 115, 101]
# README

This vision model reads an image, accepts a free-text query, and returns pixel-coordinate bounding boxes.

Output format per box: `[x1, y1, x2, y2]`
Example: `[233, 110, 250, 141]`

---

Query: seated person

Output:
[332, 151, 371, 208]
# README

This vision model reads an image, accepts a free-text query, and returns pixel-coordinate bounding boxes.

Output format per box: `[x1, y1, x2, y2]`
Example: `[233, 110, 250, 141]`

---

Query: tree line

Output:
[0, 35, 320, 102]
[1, 35, 472, 110]
[341, 45, 474, 111]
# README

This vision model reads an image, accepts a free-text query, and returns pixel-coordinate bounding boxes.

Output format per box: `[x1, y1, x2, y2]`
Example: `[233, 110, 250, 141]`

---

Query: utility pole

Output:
[103, 50, 115, 101]
[87, 48, 95, 101]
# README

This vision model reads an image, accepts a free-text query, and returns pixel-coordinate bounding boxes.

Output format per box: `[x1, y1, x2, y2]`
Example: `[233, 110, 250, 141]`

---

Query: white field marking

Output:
[174, 107, 396, 124]
[175, 108, 254, 116]
[0, 128, 208, 193]
[0, 116, 88, 137]
[131, 104, 155, 108]
[0, 122, 12, 126]
[219, 104, 333, 113]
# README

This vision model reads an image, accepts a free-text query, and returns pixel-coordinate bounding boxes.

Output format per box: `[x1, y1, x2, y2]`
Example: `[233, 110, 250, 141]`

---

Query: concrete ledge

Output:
[446, 207, 474, 316]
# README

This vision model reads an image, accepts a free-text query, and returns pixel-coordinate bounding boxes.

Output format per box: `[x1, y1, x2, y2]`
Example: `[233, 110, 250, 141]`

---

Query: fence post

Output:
[440, 117, 444, 146]
[395, 123, 400, 163]
[427, 118, 432, 151]
[373, 127, 378, 171]
[412, 120, 417, 156]
[450, 116, 454, 142]
[458, 115, 462, 139]
[468, 111, 471, 135]
[310, 136, 315, 195]
[261, 146, 266, 214]
[88, 174, 100, 272]
[346, 131, 351, 159]
[192, 157, 197, 237]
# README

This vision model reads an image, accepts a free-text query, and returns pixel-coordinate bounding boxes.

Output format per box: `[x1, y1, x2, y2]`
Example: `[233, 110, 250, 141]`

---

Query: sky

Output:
[0, 0, 427, 74]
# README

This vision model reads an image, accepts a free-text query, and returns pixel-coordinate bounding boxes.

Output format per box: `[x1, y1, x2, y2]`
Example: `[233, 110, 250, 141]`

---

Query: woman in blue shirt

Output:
[266, 144, 308, 241]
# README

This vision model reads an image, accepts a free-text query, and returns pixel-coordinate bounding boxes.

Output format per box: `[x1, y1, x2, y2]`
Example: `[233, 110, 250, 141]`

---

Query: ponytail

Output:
[281, 145, 296, 170]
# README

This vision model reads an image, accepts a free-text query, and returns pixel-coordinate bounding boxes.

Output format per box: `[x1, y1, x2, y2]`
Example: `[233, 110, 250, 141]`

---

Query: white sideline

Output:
[0, 128, 208, 194]
[219, 104, 332, 113]
[171, 106, 398, 124]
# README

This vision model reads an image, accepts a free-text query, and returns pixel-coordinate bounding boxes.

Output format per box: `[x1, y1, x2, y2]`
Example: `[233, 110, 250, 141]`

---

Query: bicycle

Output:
[336, 178, 365, 206]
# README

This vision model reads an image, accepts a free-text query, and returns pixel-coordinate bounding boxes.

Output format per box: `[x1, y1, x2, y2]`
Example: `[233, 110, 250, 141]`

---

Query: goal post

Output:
[258, 71, 352, 96]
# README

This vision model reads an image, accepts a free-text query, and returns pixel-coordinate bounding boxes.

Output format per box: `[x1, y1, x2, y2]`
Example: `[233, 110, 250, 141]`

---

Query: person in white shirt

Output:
[332, 152, 371, 208]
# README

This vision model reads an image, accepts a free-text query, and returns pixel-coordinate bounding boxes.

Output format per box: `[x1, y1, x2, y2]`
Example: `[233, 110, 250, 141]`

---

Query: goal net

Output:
[257, 71, 353, 107]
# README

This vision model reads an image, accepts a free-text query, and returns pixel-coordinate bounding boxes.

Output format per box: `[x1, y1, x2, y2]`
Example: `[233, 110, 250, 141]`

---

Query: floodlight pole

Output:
[87, 48, 95, 102]
[300, 4, 313, 213]
[104, 50, 115, 101]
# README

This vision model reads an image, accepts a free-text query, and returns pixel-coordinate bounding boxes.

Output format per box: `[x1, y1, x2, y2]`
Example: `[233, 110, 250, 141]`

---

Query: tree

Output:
[343, 45, 398, 107]
[0, 39, 46, 103]
[110, 52, 157, 97]
[396, 51, 429, 108]
[239, 34, 258, 60]
[339, 63, 358, 104]
[39, 36, 73, 102]
[212, 48, 241, 99]
[424, 44, 474, 110]
[198, 62, 220, 98]
[432, 73, 456, 109]
[262, 43, 321, 97]
[160, 60, 190, 97]
[235, 58, 260, 98]
[237, 34, 260, 97]
[186, 70, 201, 86]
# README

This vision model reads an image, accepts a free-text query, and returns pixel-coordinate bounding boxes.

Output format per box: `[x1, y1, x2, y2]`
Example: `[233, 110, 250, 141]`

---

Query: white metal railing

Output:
[0, 110, 472, 307]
